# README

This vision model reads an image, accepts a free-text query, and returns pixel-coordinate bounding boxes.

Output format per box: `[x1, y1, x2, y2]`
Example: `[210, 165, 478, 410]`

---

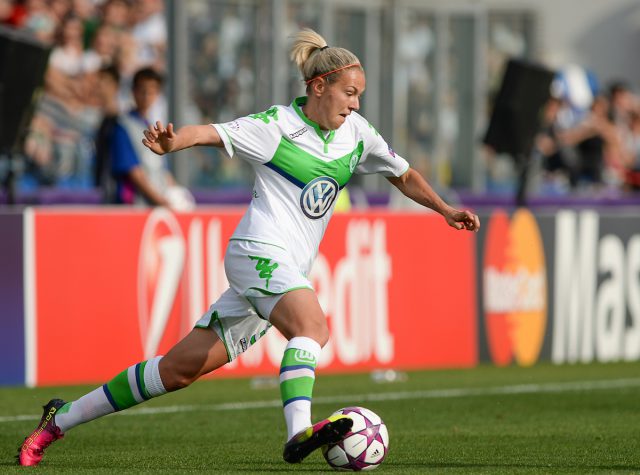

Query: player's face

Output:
[318, 68, 366, 130]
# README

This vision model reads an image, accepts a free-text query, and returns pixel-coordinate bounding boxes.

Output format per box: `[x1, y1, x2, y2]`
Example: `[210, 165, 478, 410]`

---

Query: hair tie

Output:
[320, 45, 329, 51]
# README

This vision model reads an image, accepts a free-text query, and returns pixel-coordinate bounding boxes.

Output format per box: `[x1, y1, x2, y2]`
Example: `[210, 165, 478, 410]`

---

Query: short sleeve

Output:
[212, 107, 282, 164]
[354, 116, 410, 177]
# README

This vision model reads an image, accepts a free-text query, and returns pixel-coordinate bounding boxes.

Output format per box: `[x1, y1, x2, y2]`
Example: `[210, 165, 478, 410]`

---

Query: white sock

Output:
[284, 399, 312, 440]
[55, 356, 166, 432]
[55, 386, 113, 433]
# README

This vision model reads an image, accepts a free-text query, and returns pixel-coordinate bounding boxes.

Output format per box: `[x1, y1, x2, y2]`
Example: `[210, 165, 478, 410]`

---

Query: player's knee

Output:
[289, 320, 329, 347]
[296, 318, 329, 347]
[159, 359, 198, 391]
[311, 321, 330, 348]
[163, 371, 197, 391]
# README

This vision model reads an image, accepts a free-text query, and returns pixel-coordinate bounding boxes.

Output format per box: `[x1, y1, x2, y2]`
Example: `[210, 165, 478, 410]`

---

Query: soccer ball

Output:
[322, 407, 389, 471]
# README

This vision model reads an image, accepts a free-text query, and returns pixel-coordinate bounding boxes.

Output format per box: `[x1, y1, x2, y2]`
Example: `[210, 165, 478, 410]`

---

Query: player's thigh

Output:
[269, 288, 328, 344]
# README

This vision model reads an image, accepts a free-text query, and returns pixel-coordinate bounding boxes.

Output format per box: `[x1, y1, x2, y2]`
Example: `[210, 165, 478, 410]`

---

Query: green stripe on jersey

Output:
[268, 137, 363, 187]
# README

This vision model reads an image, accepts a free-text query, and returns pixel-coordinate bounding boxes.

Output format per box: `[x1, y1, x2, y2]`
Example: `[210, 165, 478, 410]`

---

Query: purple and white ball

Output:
[322, 406, 389, 471]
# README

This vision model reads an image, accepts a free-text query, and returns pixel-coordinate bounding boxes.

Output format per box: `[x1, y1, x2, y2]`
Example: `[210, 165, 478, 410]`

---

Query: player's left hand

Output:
[445, 209, 480, 232]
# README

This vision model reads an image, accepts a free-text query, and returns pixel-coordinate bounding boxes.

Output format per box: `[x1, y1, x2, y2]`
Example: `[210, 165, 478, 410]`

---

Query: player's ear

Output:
[309, 78, 326, 98]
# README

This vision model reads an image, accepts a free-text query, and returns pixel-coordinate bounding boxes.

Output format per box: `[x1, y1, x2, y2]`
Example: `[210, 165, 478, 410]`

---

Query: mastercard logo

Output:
[482, 209, 547, 366]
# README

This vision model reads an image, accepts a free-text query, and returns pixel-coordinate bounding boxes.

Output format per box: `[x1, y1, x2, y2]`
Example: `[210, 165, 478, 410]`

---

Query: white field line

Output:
[2, 377, 639, 424]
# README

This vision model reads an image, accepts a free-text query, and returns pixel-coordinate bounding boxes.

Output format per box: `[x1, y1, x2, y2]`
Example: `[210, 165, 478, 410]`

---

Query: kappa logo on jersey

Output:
[294, 349, 316, 364]
[289, 127, 308, 139]
[300, 176, 339, 219]
[388, 146, 396, 158]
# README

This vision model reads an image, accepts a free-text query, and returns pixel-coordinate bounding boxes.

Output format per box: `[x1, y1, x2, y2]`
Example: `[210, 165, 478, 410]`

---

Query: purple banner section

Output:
[0, 211, 25, 385]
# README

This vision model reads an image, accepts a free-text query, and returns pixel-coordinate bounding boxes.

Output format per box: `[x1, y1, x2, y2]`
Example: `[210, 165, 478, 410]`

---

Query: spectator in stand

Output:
[608, 81, 635, 128]
[71, 0, 99, 48]
[108, 67, 192, 208]
[1, 0, 29, 27]
[624, 110, 640, 191]
[0, 0, 21, 26]
[93, 64, 121, 202]
[6, 0, 169, 194]
[567, 95, 631, 189]
[101, 0, 137, 77]
[131, 0, 166, 72]
[534, 93, 632, 193]
[83, 23, 118, 69]
[21, 0, 58, 43]
[23, 14, 96, 187]
[48, 0, 72, 23]
[535, 96, 577, 193]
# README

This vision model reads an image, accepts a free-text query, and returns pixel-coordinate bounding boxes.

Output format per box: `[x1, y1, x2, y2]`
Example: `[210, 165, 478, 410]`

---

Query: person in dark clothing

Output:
[93, 64, 121, 202]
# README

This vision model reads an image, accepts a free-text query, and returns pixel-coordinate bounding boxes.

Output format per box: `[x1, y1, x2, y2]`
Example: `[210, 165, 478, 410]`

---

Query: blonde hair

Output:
[289, 28, 362, 86]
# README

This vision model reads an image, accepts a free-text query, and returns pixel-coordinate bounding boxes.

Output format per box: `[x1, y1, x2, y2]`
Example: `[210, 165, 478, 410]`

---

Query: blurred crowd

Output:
[0, 0, 167, 192]
[1, 0, 639, 203]
[533, 79, 640, 195]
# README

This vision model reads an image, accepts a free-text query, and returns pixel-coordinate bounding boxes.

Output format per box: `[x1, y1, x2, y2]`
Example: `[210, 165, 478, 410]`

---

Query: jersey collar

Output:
[292, 96, 335, 153]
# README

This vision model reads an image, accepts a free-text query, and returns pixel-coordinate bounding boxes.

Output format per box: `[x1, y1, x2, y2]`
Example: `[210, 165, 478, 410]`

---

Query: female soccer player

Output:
[19, 29, 480, 467]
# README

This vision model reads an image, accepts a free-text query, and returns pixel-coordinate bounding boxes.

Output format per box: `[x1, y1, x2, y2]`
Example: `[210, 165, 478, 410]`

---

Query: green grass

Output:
[1, 362, 640, 473]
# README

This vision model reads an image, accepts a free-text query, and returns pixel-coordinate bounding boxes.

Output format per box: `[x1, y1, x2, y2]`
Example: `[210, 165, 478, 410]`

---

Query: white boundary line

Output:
[2, 377, 639, 424]
[23, 207, 37, 388]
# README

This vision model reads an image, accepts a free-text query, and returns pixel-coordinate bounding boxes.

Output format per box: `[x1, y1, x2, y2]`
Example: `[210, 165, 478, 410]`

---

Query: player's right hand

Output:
[142, 121, 176, 155]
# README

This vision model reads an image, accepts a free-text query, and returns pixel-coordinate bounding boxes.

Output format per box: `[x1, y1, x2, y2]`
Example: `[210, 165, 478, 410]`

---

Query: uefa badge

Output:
[300, 176, 339, 219]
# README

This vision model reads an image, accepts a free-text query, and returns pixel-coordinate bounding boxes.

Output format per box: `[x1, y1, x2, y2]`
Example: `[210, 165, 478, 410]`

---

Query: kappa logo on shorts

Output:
[239, 337, 248, 353]
[300, 176, 339, 219]
[294, 349, 316, 364]
[248, 255, 279, 289]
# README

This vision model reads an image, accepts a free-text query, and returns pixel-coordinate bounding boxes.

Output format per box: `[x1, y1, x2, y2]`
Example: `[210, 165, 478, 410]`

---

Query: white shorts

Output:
[194, 239, 314, 361]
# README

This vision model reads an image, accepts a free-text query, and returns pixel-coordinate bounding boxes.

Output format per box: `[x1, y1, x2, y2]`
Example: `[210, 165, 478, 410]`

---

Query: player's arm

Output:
[142, 122, 223, 155]
[127, 166, 171, 206]
[386, 168, 480, 232]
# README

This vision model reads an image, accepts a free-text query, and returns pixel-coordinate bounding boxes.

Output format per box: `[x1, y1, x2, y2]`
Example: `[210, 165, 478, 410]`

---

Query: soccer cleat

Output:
[283, 414, 353, 464]
[18, 399, 66, 467]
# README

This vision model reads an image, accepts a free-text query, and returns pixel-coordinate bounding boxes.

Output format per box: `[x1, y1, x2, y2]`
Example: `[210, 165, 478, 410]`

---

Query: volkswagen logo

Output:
[300, 176, 339, 219]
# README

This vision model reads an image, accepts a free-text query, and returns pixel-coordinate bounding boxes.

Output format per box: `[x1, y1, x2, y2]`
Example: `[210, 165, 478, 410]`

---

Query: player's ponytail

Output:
[289, 28, 362, 89]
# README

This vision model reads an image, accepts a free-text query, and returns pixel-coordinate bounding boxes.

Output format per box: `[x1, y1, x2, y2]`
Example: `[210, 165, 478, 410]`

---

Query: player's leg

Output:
[267, 289, 353, 463]
[18, 328, 227, 467]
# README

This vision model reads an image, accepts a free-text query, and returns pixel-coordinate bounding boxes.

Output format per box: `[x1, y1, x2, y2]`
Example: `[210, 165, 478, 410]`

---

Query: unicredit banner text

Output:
[29, 208, 477, 386]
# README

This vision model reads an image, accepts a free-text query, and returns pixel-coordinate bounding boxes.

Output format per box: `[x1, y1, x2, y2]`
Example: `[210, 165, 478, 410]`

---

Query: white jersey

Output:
[213, 96, 410, 274]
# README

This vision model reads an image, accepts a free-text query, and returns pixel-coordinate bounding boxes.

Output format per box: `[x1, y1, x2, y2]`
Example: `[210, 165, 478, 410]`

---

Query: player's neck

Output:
[301, 103, 329, 131]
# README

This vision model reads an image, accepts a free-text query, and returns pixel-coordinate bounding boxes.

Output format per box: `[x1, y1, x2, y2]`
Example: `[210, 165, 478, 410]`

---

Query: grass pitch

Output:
[1, 362, 639, 473]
